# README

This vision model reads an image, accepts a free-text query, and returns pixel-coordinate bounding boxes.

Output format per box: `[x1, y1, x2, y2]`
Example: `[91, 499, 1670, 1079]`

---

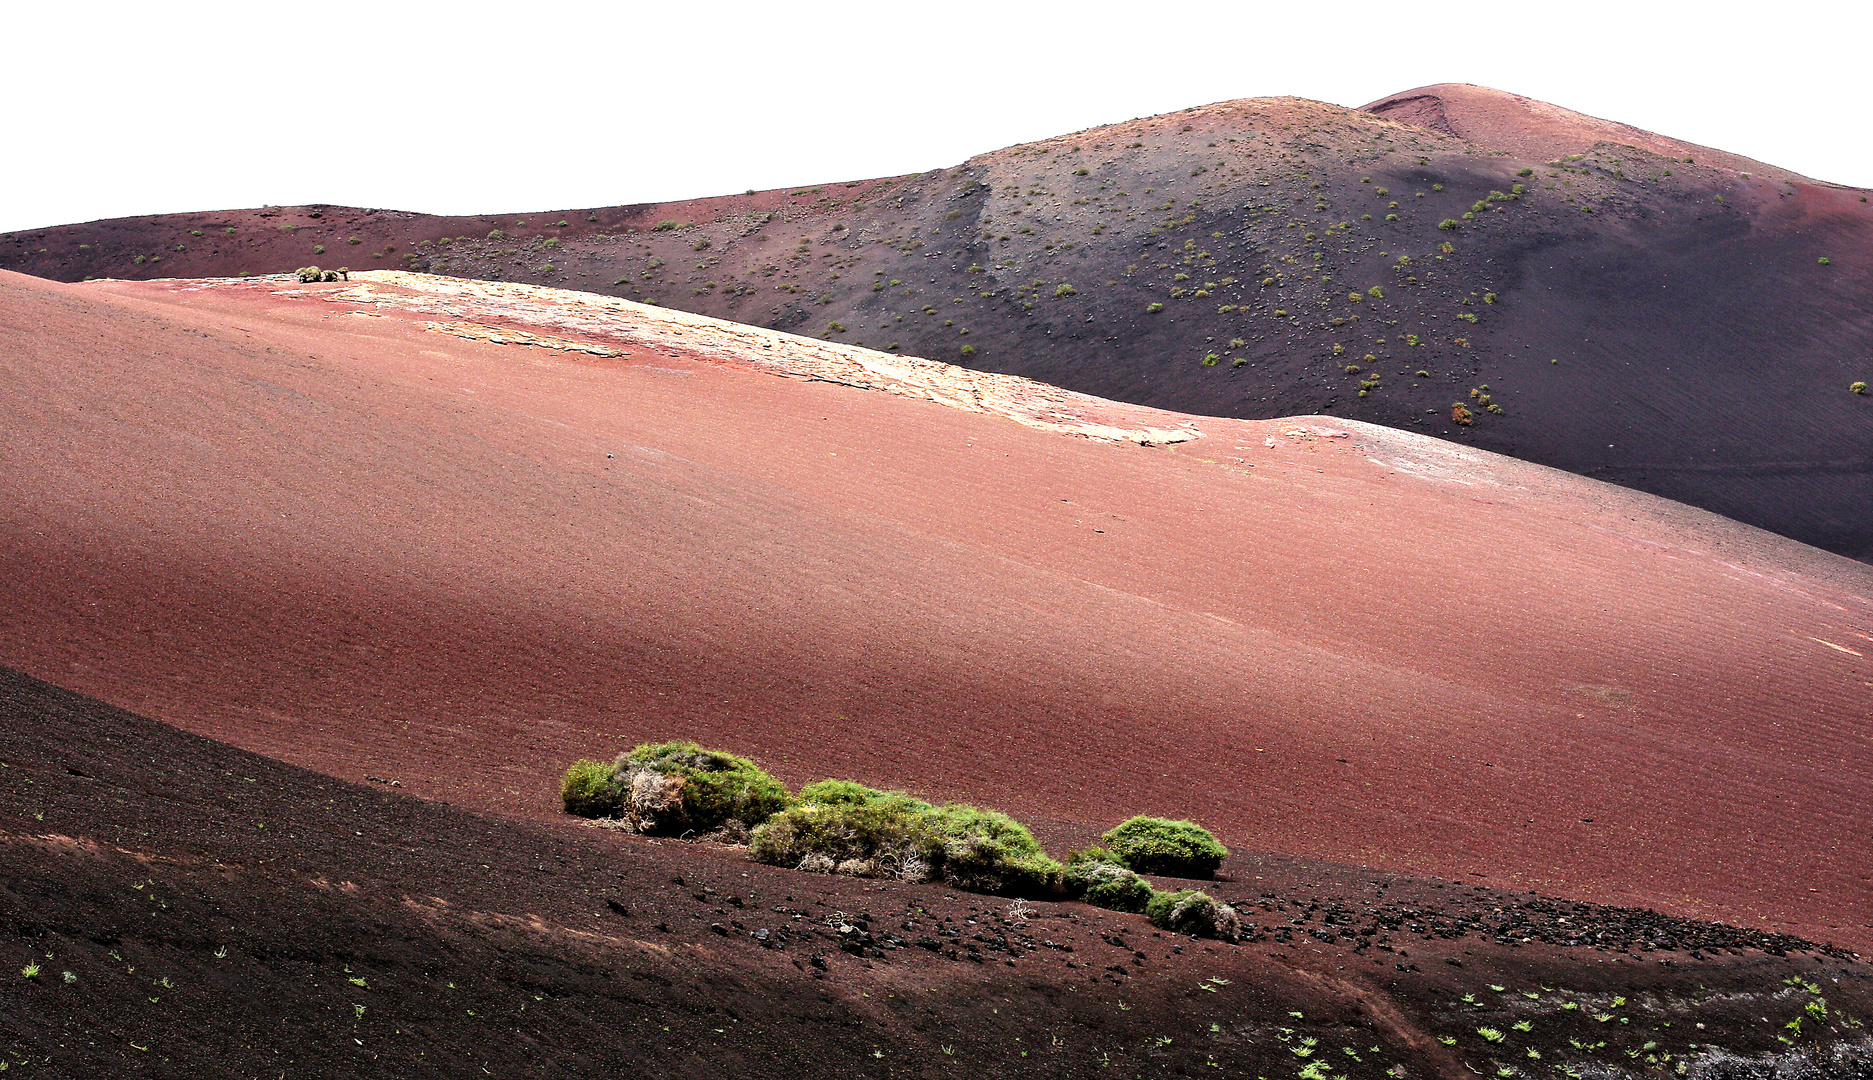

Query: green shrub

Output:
[1072, 862, 1154, 912]
[959, 344, 976, 356]
[1146, 302, 1164, 313]
[562, 742, 789, 836]
[749, 788, 1060, 897]
[927, 805, 1061, 895]
[1852, 382, 1868, 395]
[488, 229, 505, 240]
[1818, 256, 1831, 265]
[796, 779, 882, 806]
[562, 759, 623, 817]
[1438, 218, 1460, 230]
[751, 790, 932, 876]
[1146, 889, 1241, 940]
[1102, 816, 1228, 878]
[623, 741, 790, 833]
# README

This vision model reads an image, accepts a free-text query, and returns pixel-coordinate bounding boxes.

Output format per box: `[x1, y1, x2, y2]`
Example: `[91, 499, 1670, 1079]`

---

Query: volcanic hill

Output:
[4, 265, 1873, 1076]
[5, 84, 1872, 560]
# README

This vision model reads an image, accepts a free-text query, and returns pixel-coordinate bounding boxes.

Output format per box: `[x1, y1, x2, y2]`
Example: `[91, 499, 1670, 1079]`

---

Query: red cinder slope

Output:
[1360, 82, 1816, 183]
[1, 269, 1869, 953]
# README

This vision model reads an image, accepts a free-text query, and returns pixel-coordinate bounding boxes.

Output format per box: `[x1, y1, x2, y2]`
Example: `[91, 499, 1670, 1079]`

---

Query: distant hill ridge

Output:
[5, 84, 1871, 559]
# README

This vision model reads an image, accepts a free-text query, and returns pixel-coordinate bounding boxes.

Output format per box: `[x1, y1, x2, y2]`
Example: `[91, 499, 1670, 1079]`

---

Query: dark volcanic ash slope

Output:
[5, 85, 1871, 557]
[9, 666, 1873, 1080]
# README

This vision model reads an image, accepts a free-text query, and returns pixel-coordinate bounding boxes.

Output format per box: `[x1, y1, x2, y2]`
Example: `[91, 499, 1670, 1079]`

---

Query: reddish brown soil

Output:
[1359, 84, 1813, 184]
[2, 269, 1869, 970]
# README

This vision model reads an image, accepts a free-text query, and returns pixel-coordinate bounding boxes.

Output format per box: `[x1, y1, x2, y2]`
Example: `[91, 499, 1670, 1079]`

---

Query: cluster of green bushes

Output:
[560, 744, 1242, 939]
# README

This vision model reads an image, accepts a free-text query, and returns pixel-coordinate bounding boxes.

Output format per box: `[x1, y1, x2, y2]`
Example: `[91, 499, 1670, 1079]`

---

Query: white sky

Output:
[5, 1, 1866, 235]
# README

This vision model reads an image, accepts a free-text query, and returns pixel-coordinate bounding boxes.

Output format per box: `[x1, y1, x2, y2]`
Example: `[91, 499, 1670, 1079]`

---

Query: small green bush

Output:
[1851, 382, 1868, 395]
[1438, 218, 1460, 230]
[1146, 302, 1164, 313]
[1102, 816, 1228, 878]
[562, 742, 789, 836]
[488, 229, 505, 240]
[1064, 847, 1152, 912]
[927, 805, 1061, 895]
[625, 741, 790, 832]
[750, 788, 1060, 897]
[1818, 256, 1831, 265]
[562, 759, 622, 817]
[1072, 862, 1154, 912]
[1146, 889, 1241, 940]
